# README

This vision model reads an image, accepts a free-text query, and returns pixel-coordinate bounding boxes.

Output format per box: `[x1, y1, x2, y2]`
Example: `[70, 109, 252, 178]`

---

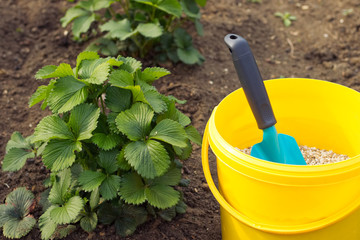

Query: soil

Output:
[0, 0, 359, 239]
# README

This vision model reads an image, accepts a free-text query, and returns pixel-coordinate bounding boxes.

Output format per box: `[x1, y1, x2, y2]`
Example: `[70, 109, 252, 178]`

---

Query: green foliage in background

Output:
[61, 0, 207, 65]
[1, 51, 201, 239]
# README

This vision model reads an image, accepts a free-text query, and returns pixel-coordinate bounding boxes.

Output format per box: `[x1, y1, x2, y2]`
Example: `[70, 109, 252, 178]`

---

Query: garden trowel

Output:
[224, 34, 306, 165]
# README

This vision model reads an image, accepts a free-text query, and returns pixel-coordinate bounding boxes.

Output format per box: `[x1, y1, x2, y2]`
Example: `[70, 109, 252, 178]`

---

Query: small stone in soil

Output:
[237, 146, 349, 165]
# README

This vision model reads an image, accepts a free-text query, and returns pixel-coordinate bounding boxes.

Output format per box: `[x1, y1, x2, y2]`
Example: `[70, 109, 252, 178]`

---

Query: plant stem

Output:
[165, 15, 176, 32]
[151, 7, 156, 21]
[83, 144, 94, 160]
[100, 95, 106, 114]
[108, 6, 116, 19]
[131, 34, 145, 58]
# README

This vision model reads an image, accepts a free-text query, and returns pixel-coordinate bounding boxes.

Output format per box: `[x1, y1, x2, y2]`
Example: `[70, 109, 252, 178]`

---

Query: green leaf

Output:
[76, 51, 100, 73]
[95, 115, 109, 135]
[99, 175, 121, 200]
[145, 185, 180, 209]
[71, 163, 83, 181]
[29, 85, 48, 107]
[72, 13, 96, 39]
[5, 131, 31, 153]
[86, 62, 111, 84]
[174, 139, 192, 160]
[35, 63, 74, 79]
[78, 0, 114, 11]
[78, 0, 113, 11]
[105, 86, 132, 112]
[152, 165, 181, 186]
[78, 58, 107, 79]
[157, 0, 182, 17]
[158, 207, 176, 221]
[174, 28, 192, 49]
[43, 177, 53, 188]
[78, 58, 119, 84]
[42, 139, 81, 171]
[136, 79, 156, 92]
[143, 90, 167, 113]
[78, 170, 106, 192]
[167, 49, 179, 63]
[115, 103, 154, 141]
[2, 148, 35, 171]
[0, 205, 11, 227]
[60, 7, 88, 27]
[80, 212, 98, 232]
[127, 85, 147, 103]
[114, 216, 137, 237]
[185, 125, 202, 145]
[140, 67, 170, 84]
[136, 23, 163, 38]
[134, 0, 182, 17]
[119, 172, 146, 205]
[284, 18, 291, 27]
[109, 70, 134, 88]
[50, 196, 84, 224]
[35, 65, 57, 79]
[68, 103, 100, 140]
[177, 46, 204, 65]
[195, 19, 204, 36]
[39, 189, 52, 212]
[124, 140, 170, 179]
[117, 56, 142, 73]
[48, 168, 72, 205]
[48, 76, 88, 113]
[181, 0, 200, 18]
[117, 148, 132, 171]
[107, 112, 121, 134]
[33, 115, 74, 142]
[156, 101, 190, 126]
[150, 119, 187, 147]
[100, 19, 135, 40]
[195, 0, 207, 7]
[177, 110, 191, 126]
[98, 150, 119, 174]
[122, 204, 148, 225]
[39, 206, 57, 240]
[175, 199, 187, 214]
[89, 188, 100, 210]
[3, 216, 36, 239]
[91, 133, 122, 150]
[40, 79, 57, 110]
[274, 12, 283, 18]
[97, 203, 119, 224]
[36, 142, 48, 157]
[5, 187, 35, 216]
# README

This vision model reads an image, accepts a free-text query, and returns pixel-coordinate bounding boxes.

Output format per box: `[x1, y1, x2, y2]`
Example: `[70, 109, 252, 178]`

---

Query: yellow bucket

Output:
[202, 78, 360, 240]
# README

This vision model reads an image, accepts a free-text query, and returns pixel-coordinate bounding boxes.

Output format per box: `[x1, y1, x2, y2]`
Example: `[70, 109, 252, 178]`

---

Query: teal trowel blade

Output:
[251, 126, 306, 165]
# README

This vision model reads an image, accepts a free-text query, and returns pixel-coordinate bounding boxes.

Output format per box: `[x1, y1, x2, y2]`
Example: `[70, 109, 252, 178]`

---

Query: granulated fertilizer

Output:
[238, 146, 349, 165]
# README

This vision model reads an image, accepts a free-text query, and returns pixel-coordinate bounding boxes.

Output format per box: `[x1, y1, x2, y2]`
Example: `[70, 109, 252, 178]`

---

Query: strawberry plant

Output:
[274, 12, 296, 27]
[1, 51, 201, 239]
[61, 0, 206, 65]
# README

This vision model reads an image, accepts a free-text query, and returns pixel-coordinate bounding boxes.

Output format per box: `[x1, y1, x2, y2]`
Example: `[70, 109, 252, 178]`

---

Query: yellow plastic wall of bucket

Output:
[202, 78, 360, 240]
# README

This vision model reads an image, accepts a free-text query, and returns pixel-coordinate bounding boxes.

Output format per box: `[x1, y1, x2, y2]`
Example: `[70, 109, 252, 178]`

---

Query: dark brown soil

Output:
[1, 0, 359, 239]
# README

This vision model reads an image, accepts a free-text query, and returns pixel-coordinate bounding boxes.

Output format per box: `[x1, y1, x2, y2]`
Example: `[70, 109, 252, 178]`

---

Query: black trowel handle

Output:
[224, 34, 276, 130]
